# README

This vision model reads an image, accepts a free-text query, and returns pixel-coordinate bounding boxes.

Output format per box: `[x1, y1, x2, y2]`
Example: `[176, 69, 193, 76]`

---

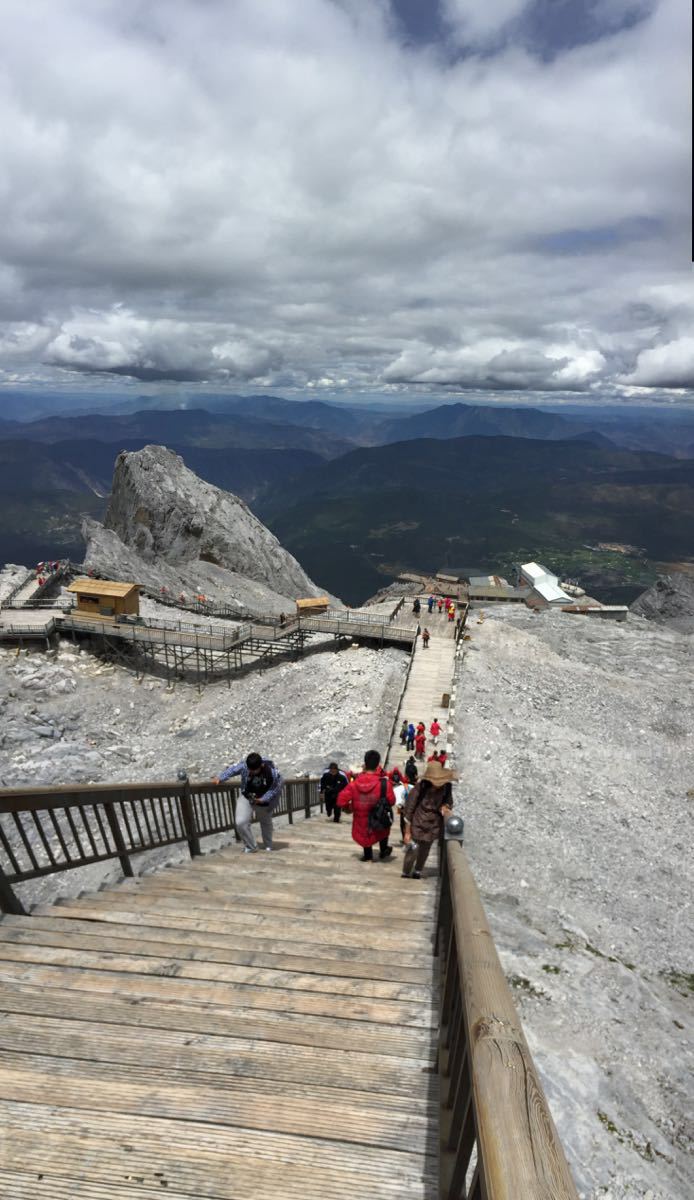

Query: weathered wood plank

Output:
[27, 905, 431, 960]
[0, 920, 433, 984]
[0, 1101, 439, 1199]
[0, 1012, 436, 1094]
[45, 898, 435, 948]
[0, 942, 433, 1004]
[0, 958, 436, 1027]
[0, 1053, 438, 1152]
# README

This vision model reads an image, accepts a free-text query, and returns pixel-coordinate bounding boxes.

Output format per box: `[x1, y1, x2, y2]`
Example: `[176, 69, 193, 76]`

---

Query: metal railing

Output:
[437, 839, 579, 1199]
[0, 774, 320, 915]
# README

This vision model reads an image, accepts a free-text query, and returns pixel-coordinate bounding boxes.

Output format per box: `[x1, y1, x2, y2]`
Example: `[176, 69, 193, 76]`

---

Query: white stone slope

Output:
[453, 605, 693, 1200]
[0, 565, 32, 605]
[83, 444, 330, 614]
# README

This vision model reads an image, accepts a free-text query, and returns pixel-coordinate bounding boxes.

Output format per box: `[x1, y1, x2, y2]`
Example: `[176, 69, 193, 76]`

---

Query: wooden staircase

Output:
[0, 818, 440, 1199]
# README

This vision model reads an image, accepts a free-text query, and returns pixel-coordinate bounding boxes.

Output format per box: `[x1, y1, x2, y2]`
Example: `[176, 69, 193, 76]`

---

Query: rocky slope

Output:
[84, 445, 329, 613]
[454, 605, 693, 1200]
[630, 572, 694, 633]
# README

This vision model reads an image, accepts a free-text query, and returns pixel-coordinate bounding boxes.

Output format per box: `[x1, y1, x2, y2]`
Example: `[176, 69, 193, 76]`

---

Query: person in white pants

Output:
[212, 752, 283, 852]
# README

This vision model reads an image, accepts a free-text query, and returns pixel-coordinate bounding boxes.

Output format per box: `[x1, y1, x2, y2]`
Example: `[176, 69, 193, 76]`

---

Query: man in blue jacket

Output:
[212, 752, 283, 852]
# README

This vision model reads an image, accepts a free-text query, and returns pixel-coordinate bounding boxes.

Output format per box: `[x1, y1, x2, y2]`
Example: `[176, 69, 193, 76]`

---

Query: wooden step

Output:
[0, 1011, 435, 1095]
[0, 957, 436, 1027]
[0, 1173, 200, 1200]
[67, 889, 436, 931]
[0, 939, 434, 1003]
[0, 1101, 438, 1198]
[25, 908, 431, 967]
[49, 897, 436, 949]
[0, 980, 436, 1059]
[0, 1050, 437, 1152]
[0, 918, 433, 983]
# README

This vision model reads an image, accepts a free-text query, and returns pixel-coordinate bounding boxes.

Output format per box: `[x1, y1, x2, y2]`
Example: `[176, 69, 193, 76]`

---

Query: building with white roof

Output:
[518, 561, 558, 587]
[529, 576, 573, 607]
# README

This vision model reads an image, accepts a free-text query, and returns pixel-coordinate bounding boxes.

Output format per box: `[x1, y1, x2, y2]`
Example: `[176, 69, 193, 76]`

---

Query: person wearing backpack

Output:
[212, 752, 283, 852]
[337, 749, 396, 862]
[404, 755, 418, 785]
[401, 758, 457, 879]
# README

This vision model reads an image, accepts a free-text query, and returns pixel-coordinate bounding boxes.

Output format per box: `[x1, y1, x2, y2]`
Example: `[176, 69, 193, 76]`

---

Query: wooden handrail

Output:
[438, 841, 579, 1199]
[0, 775, 321, 914]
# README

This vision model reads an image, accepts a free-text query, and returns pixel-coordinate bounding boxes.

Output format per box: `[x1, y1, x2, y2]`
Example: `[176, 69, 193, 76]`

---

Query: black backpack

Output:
[368, 776, 394, 835]
[243, 761, 275, 800]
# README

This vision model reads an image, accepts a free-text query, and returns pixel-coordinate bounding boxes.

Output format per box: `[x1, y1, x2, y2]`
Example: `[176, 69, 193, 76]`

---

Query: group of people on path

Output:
[213, 747, 457, 880]
[400, 717, 444, 761]
[412, 592, 461, 648]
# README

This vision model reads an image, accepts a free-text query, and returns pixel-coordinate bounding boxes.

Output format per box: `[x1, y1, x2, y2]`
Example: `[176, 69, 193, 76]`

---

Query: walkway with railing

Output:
[0, 767, 580, 1199]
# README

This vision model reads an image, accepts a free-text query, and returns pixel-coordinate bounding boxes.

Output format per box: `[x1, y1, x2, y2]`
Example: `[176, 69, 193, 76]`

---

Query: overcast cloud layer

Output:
[0, 0, 691, 404]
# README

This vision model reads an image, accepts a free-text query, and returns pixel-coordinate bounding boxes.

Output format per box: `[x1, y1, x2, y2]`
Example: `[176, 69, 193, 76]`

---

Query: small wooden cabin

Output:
[68, 579, 140, 620]
[295, 596, 330, 616]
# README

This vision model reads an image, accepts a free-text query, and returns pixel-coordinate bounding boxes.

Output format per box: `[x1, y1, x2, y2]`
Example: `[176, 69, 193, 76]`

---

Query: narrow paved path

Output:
[385, 597, 458, 768]
[0, 816, 439, 1199]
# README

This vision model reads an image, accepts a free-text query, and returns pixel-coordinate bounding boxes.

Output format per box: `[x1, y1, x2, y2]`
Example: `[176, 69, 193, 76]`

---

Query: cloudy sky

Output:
[0, 0, 691, 406]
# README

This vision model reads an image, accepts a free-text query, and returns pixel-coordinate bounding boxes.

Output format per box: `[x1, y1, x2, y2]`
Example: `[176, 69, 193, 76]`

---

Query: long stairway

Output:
[0, 818, 439, 1199]
[386, 600, 459, 767]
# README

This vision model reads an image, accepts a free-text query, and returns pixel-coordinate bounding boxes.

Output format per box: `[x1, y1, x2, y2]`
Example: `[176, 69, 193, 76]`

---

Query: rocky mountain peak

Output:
[630, 571, 694, 633]
[83, 445, 328, 612]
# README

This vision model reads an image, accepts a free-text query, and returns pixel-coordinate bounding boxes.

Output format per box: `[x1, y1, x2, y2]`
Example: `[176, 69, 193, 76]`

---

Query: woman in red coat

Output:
[338, 749, 396, 862]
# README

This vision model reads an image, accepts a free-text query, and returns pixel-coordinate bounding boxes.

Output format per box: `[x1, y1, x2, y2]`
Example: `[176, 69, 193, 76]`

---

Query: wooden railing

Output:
[0, 774, 320, 915]
[437, 839, 579, 1199]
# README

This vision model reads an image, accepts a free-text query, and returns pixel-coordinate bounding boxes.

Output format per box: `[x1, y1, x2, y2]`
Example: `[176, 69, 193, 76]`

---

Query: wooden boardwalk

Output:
[385, 598, 459, 767]
[0, 817, 439, 1199]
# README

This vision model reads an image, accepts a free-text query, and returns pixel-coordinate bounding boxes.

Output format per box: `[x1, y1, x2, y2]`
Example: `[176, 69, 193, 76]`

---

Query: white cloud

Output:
[0, 0, 689, 400]
[620, 337, 694, 389]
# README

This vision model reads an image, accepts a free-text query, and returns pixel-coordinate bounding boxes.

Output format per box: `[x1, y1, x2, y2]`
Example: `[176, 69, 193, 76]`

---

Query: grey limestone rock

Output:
[631, 572, 694, 632]
[82, 444, 332, 614]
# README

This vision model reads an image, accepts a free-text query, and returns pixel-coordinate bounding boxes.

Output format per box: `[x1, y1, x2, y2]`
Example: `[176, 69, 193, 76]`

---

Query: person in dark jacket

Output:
[212, 752, 283, 852]
[319, 762, 349, 823]
[401, 759, 457, 879]
[338, 749, 396, 862]
[406, 722, 416, 751]
[404, 755, 418, 784]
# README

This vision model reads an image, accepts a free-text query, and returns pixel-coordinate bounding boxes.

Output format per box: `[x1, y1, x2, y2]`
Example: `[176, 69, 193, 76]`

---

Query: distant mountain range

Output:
[1, 394, 693, 600]
[257, 436, 694, 603]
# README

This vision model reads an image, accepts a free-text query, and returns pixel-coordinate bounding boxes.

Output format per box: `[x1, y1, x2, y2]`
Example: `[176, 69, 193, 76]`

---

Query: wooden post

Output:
[304, 778, 311, 819]
[0, 862, 26, 915]
[103, 801, 134, 877]
[178, 775, 201, 857]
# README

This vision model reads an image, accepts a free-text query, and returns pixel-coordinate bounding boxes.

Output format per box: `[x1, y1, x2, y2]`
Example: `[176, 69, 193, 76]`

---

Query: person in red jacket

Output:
[338, 749, 395, 862]
[429, 718, 441, 746]
[415, 731, 426, 759]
